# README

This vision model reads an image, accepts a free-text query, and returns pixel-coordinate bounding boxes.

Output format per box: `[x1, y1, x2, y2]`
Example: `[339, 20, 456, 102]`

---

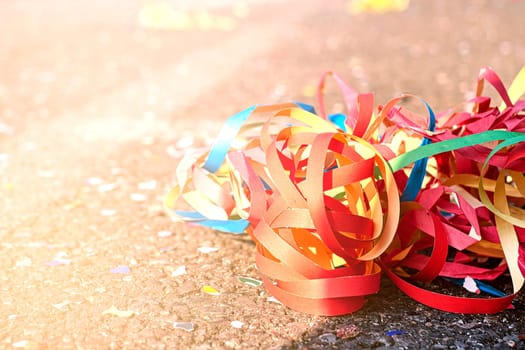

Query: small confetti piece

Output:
[47, 258, 71, 266]
[102, 305, 135, 318]
[238, 276, 262, 287]
[231, 320, 244, 329]
[463, 276, 480, 294]
[52, 300, 71, 311]
[157, 230, 173, 238]
[267, 296, 282, 304]
[171, 265, 187, 277]
[131, 193, 147, 201]
[173, 322, 195, 332]
[197, 246, 219, 254]
[100, 209, 117, 216]
[138, 180, 157, 190]
[201, 285, 220, 296]
[122, 275, 133, 282]
[98, 183, 117, 192]
[12, 340, 28, 348]
[110, 266, 131, 274]
[386, 329, 407, 336]
[86, 177, 104, 185]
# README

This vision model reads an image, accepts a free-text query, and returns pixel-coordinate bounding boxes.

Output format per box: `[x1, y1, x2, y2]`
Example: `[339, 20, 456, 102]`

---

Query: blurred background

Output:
[1, 0, 524, 348]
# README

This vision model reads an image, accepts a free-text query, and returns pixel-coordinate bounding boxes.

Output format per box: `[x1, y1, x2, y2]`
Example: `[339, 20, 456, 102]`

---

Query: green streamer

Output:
[388, 130, 524, 173]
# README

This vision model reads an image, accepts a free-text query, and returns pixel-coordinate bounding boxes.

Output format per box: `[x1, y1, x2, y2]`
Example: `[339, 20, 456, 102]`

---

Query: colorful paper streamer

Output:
[166, 66, 525, 315]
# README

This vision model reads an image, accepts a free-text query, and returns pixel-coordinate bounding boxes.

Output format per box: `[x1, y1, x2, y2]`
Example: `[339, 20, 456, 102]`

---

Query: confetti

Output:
[267, 296, 282, 304]
[52, 300, 72, 311]
[463, 276, 480, 294]
[201, 285, 220, 296]
[238, 276, 262, 287]
[100, 209, 117, 216]
[138, 180, 157, 190]
[157, 230, 173, 238]
[98, 183, 117, 192]
[47, 258, 71, 267]
[197, 246, 219, 254]
[110, 265, 131, 274]
[102, 305, 135, 318]
[12, 340, 29, 348]
[86, 177, 104, 186]
[230, 320, 244, 329]
[171, 265, 187, 277]
[386, 329, 407, 336]
[131, 193, 147, 201]
[173, 322, 195, 332]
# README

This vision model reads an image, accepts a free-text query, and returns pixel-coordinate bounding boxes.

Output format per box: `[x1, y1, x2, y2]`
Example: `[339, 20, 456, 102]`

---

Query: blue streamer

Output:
[175, 211, 249, 234]
[294, 101, 316, 114]
[328, 113, 348, 132]
[400, 99, 436, 202]
[203, 105, 257, 173]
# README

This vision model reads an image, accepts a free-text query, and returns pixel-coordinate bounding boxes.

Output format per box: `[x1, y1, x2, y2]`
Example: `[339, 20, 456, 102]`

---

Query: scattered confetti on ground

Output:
[157, 230, 173, 238]
[100, 209, 117, 216]
[231, 320, 244, 329]
[238, 276, 262, 287]
[110, 265, 131, 274]
[201, 285, 221, 296]
[102, 305, 135, 318]
[171, 265, 187, 277]
[173, 322, 195, 332]
[197, 246, 219, 254]
[138, 180, 157, 190]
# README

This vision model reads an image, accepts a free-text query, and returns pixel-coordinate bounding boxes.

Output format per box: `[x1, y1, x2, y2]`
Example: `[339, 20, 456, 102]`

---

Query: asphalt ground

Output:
[0, 0, 524, 349]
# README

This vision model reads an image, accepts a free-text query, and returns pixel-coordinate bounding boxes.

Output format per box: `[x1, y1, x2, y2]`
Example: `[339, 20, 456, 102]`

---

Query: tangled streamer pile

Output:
[165, 67, 525, 315]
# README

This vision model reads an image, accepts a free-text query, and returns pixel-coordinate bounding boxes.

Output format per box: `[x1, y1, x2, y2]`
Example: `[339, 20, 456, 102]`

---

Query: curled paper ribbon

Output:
[166, 66, 525, 315]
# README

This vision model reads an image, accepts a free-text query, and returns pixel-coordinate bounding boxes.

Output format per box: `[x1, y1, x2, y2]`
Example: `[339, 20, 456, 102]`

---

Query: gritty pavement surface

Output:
[0, 0, 524, 349]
